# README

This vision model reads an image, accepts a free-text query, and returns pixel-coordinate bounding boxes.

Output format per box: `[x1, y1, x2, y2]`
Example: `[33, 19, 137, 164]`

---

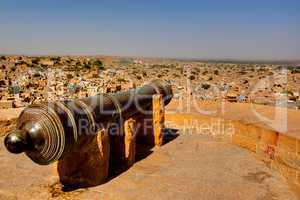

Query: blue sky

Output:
[0, 0, 299, 60]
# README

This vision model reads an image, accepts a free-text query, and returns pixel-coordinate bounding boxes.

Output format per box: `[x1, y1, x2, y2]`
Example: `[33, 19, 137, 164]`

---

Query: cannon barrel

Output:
[4, 80, 173, 165]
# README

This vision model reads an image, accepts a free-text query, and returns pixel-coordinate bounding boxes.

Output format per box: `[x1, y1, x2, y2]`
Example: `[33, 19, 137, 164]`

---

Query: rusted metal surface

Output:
[4, 80, 173, 165]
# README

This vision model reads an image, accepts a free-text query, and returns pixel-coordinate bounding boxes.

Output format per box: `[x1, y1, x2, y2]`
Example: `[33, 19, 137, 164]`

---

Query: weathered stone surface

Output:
[152, 94, 164, 146]
[0, 134, 298, 200]
[56, 129, 110, 187]
[124, 118, 136, 167]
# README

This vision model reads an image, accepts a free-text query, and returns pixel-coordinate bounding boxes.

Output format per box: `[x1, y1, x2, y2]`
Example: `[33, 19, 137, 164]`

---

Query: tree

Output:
[10, 65, 17, 72]
[291, 67, 300, 74]
[201, 83, 211, 90]
[83, 64, 91, 69]
[32, 57, 40, 65]
[188, 75, 196, 80]
[93, 60, 104, 70]
[68, 83, 80, 93]
[9, 85, 20, 94]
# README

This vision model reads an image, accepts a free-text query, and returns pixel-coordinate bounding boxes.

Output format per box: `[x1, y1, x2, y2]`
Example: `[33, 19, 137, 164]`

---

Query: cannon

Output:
[4, 80, 173, 165]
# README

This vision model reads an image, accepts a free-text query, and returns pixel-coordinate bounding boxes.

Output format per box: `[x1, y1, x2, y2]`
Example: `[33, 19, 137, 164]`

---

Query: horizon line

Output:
[0, 53, 299, 65]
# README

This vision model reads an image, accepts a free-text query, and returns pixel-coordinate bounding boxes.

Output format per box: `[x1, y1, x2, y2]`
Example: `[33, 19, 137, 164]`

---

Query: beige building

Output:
[0, 100, 13, 109]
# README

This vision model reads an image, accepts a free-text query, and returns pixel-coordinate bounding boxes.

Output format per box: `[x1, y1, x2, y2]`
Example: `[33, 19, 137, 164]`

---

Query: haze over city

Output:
[0, 0, 299, 60]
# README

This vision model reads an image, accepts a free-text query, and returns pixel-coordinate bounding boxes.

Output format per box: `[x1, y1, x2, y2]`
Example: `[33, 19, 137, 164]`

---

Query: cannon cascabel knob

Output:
[4, 130, 29, 154]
